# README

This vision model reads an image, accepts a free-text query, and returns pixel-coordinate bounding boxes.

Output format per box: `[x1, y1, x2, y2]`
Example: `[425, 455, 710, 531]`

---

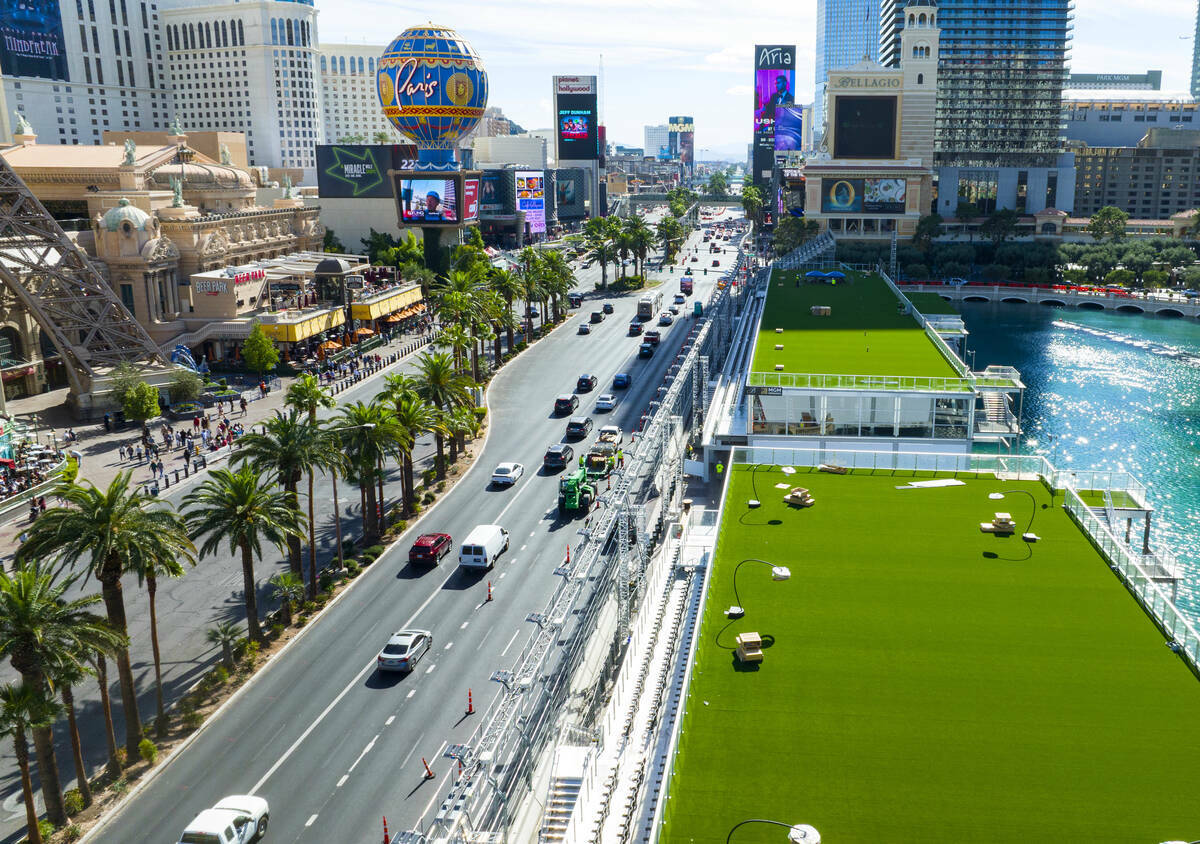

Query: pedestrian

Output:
[193, 415, 200, 431]
[29, 501, 38, 522]
[118, 444, 126, 461]
[38, 496, 46, 515]
[259, 380, 267, 398]
[103, 413, 112, 432]
[136, 445, 143, 462]
[240, 397, 248, 415]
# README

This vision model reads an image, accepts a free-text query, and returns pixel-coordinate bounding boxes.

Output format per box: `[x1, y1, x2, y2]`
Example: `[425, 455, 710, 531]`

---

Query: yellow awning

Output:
[350, 286, 424, 321]
[258, 308, 346, 343]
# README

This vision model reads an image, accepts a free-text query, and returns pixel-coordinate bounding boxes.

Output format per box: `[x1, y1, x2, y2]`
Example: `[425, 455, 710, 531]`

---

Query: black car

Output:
[638, 342, 654, 359]
[602, 302, 615, 314]
[565, 416, 593, 439]
[543, 443, 574, 471]
[590, 311, 605, 324]
[554, 394, 579, 415]
[628, 321, 643, 336]
[576, 374, 598, 392]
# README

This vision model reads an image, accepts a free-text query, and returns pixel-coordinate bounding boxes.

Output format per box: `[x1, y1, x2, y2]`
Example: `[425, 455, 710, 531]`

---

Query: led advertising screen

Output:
[556, 180, 576, 206]
[774, 106, 804, 152]
[560, 113, 589, 141]
[462, 178, 480, 221]
[516, 170, 546, 234]
[317, 145, 396, 198]
[480, 172, 503, 212]
[821, 178, 907, 214]
[832, 96, 898, 159]
[398, 178, 459, 224]
[0, 0, 68, 80]
[752, 44, 795, 188]
[670, 116, 694, 173]
[554, 76, 599, 162]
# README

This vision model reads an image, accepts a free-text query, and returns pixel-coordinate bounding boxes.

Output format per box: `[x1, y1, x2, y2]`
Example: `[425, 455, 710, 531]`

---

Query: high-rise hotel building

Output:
[814, 0, 880, 144]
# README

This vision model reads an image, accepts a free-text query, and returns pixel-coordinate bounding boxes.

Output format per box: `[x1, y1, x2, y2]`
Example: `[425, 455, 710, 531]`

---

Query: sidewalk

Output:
[0, 327, 436, 565]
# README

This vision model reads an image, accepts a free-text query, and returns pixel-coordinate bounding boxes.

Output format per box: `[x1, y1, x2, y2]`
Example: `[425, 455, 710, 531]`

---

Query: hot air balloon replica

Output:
[377, 24, 487, 271]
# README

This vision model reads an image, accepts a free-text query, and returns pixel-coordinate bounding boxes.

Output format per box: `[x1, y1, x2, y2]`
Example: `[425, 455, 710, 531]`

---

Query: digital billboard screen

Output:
[480, 172, 503, 212]
[516, 170, 546, 233]
[0, 0, 68, 80]
[556, 93, 599, 160]
[316, 145, 400, 198]
[753, 45, 795, 187]
[556, 180, 576, 206]
[821, 178, 907, 214]
[462, 178, 479, 221]
[398, 177, 459, 224]
[754, 69, 795, 133]
[832, 96, 897, 159]
[774, 106, 804, 152]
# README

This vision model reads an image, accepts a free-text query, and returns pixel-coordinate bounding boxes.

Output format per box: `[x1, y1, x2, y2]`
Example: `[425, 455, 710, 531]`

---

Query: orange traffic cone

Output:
[383, 816, 390, 844]
[487, 580, 493, 601]
[467, 688, 475, 715]
[422, 757, 434, 779]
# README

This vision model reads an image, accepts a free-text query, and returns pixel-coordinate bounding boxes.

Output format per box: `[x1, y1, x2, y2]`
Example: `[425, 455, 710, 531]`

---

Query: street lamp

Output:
[987, 486, 1043, 541]
[725, 557, 791, 618]
[726, 819, 820, 843]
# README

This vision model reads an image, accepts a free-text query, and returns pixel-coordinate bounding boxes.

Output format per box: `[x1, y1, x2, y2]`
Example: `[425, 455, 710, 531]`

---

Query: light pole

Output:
[726, 819, 820, 843]
[725, 557, 791, 619]
[333, 422, 375, 569]
[988, 487, 1044, 541]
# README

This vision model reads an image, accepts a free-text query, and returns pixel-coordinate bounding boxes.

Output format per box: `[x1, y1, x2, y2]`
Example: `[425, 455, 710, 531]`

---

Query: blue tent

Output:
[825, 270, 847, 279]
[805, 270, 827, 278]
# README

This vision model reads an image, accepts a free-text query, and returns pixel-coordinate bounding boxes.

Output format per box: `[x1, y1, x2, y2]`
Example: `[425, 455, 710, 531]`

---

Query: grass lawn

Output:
[660, 465, 1200, 843]
[752, 271, 960, 378]
[906, 291, 960, 316]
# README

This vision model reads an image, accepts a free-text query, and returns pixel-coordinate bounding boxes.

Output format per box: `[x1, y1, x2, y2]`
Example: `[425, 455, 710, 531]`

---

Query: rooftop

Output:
[661, 465, 1200, 842]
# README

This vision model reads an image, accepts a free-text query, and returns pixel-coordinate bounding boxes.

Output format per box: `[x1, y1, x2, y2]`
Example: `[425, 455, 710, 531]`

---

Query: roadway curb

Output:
[76, 316, 577, 842]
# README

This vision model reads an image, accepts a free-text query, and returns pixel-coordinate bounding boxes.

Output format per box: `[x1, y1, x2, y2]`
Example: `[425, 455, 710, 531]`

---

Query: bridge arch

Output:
[1115, 304, 1145, 314]
[963, 294, 990, 303]
[1000, 296, 1029, 304]
[1038, 298, 1067, 307]
[1155, 308, 1184, 318]
[1077, 301, 1104, 311]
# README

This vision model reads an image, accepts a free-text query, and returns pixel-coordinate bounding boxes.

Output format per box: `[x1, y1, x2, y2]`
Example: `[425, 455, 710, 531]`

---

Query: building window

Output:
[119, 283, 136, 315]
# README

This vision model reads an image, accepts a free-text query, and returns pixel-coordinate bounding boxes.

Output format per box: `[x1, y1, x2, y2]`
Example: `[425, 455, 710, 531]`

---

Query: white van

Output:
[459, 524, 510, 569]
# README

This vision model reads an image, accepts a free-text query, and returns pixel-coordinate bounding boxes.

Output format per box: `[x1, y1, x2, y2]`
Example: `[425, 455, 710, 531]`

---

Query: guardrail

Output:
[746, 371, 977, 393]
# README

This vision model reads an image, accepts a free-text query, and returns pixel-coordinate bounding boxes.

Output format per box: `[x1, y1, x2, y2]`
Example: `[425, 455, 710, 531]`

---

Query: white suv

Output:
[178, 795, 269, 843]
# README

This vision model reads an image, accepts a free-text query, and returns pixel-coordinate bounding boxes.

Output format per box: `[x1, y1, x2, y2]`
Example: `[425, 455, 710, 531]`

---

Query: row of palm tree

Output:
[583, 215, 656, 287]
[0, 352, 484, 841]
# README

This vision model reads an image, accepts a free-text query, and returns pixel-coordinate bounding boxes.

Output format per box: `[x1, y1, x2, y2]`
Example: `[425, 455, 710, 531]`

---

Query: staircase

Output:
[774, 230, 835, 270]
[982, 393, 1008, 424]
[541, 746, 590, 842]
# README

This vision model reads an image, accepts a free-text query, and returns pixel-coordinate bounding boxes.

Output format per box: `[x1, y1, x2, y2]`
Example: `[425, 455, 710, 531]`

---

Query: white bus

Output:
[637, 290, 663, 321]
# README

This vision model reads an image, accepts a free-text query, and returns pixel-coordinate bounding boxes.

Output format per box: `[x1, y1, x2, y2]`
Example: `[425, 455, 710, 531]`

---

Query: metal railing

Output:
[746, 371, 977, 393]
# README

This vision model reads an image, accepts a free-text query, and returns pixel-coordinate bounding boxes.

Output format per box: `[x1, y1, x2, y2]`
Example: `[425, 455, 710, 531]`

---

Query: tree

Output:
[772, 216, 819, 256]
[206, 621, 241, 671]
[1104, 268, 1136, 287]
[413, 352, 474, 479]
[0, 563, 125, 823]
[372, 130, 392, 144]
[242, 323, 279, 378]
[1160, 245, 1197, 270]
[323, 229, 346, 253]
[0, 682, 60, 844]
[130, 544, 189, 734]
[48, 657, 94, 808]
[269, 572, 305, 625]
[337, 133, 367, 143]
[1087, 205, 1129, 241]
[913, 214, 943, 252]
[360, 228, 399, 263]
[167, 369, 203, 404]
[285, 376, 343, 595]
[489, 268, 523, 352]
[981, 263, 1011, 283]
[184, 467, 305, 643]
[87, 651, 120, 779]
[955, 200, 980, 221]
[979, 208, 1019, 245]
[388, 392, 440, 517]
[904, 263, 930, 280]
[336, 402, 406, 541]
[741, 185, 764, 227]
[1143, 268, 1169, 288]
[17, 474, 193, 761]
[108, 362, 143, 409]
[707, 171, 729, 199]
[122, 380, 161, 422]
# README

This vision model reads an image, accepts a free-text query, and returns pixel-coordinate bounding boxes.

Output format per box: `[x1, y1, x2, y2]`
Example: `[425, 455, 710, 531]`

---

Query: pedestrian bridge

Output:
[900, 283, 1200, 318]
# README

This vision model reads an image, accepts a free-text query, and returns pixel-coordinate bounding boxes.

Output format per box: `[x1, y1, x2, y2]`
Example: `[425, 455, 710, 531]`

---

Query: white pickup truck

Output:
[178, 795, 269, 843]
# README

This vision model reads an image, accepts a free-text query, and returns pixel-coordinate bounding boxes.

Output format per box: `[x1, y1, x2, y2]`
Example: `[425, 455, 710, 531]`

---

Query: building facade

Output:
[472, 135, 548, 169]
[1073, 129, 1200, 219]
[880, 0, 1075, 216]
[814, 0, 880, 143]
[1064, 100, 1200, 147]
[318, 43, 392, 144]
[161, 0, 323, 180]
[2, 0, 172, 146]
[644, 125, 670, 159]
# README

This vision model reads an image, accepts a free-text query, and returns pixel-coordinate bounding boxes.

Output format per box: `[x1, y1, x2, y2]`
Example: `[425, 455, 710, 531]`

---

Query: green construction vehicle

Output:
[581, 441, 618, 480]
[558, 467, 596, 515]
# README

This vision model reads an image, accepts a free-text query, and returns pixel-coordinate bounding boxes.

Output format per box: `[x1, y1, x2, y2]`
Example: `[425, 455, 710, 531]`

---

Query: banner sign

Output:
[820, 177, 906, 214]
[0, 0, 68, 80]
[516, 170, 546, 233]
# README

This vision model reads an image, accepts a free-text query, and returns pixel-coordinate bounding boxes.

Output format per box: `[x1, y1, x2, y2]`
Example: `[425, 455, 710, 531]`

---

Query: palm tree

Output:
[268, 572, 305, 625]
[434, 322, 474, 375]
[206, 621, 241, 671]
[184, 467, 306, 642]
[413, 352, 474, 479]
[131, 552, 188, 735]
[0, 563, 125, 823]
[588, 239, 618, 290]
[445, 405, 480, 463]
[488, 267, 523, 353]
[626, 219, 655, 278]
[540, 251, 574, 321]
[286, 373, 335, 422]
[390, 395, 440, 517]
[336, 402, 406, 540]
[0, 682, 60, 844]
[48, 657, 93, 807]
[234, 410, 322, 582]
[16, 473, 193, 761]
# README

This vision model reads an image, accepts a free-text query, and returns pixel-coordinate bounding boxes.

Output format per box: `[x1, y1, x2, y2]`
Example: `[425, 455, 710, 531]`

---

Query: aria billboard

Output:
[0, 0, 68, 80]
[752, 44, 795, 187]
[554, 75, 599, 162]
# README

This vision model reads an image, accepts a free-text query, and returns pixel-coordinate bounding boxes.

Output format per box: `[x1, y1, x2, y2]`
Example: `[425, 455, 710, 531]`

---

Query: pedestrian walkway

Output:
[0, 327, 437, 566]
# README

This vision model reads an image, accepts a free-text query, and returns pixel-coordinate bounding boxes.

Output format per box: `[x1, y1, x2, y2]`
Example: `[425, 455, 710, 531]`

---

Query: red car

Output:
[409, 533, 452, 566]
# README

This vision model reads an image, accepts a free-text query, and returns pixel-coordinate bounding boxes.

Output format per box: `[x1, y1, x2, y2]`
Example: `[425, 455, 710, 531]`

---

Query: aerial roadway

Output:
[86, 210, 745, 844]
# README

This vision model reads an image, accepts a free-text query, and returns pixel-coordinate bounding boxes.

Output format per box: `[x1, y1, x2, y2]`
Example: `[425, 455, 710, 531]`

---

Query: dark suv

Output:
[602, 302, 614, 314]
[554, 394, 579, 415]
[565, 416, 593, 439]
[576, 374, 598, 392]
[543, 443, 574, 471]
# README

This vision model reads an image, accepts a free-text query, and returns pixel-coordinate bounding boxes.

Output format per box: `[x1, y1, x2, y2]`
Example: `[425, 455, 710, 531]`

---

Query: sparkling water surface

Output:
[960, 301, 1200, 620]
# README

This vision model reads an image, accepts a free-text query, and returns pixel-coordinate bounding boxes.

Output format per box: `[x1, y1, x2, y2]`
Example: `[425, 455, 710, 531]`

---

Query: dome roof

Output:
[150, 160, 254, 191]
[907, 0, 936, 6]
[103, 198, 151, 232]
[315, 257, 353, 276]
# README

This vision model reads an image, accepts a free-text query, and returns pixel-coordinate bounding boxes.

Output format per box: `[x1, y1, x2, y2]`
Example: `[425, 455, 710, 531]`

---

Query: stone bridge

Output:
[901, 283, 1200, 318]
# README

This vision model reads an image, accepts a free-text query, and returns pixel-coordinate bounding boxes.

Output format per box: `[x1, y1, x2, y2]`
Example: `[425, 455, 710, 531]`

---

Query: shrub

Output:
[213, 665, 229, 685]
[242, 640, 261, 665]
[110, 777, 129, 797]
[63, 789, 85, 816]
[436, 481, 446, 492]
[365, 545, 384, 556]
[62, 824, 83, 842]
[396, 520, 408, 533]
[37, 819, 55, 840]
[138, 738, 158, 765]
[270, 621, 286, 637]
[422, 467, 437, 485]
[346, 562, 360, 577]
[422, 491, 436, 504]
[319, 572, 334, 592]
[183, 710, 204, 729]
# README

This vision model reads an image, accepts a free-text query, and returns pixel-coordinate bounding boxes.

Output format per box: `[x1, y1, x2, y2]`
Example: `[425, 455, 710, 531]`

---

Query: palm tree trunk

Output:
[95, 655, 121, 779]
[331, 472, 345, 569]
[238, 540, 264, 643]
[363, 479, 379, 541]
[62, 684, 92, 807]
[434, 433, 446, 480]
[284, 480, 303, 580]
[30, 723, 66, 825]
[504, 295, 515, 351]
[376, 456, 386, 533]
[492, 329, 502, 366]
[403, 453, 415, 518]
[147, 572, 166, 736]
[306, 469, 318, 599]
[99, 569, 143, 759]
[12, 732, 42, 844]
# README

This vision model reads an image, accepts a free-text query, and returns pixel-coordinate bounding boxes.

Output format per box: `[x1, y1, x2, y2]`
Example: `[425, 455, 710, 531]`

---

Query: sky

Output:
[320, 0, 1200, 159]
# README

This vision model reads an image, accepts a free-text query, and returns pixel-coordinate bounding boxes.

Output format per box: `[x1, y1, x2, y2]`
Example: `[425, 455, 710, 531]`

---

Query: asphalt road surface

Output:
[11, 211, 746, 844]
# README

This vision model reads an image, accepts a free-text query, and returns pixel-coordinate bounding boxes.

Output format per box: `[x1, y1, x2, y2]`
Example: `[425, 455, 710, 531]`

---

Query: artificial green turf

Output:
[752, 271, 960, 378]
[660, 466, 1200, 843]
[906, 291, 960, 316]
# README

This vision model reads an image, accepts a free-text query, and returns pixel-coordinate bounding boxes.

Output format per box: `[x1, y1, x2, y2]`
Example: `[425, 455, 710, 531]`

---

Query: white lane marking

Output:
[417, 767, 455, 822]
[348, 735, 378, 773]
[520, 544, 527, 551]
[443, 642, 453, 651]
[385, 715, 395, 726]
[529, 531, 536, 537]
[248, 560, 457, 795]
[494, 474, 541, 524]
[305, 814, 318, 827]
[336, 774, 348, 788]
[498, 571, 507, 579]
[459, 621, 469, 630]
[406, 689, 416, 699]
[400, 732, 425, 770]
[500, 628, 521, 657]
[425, 663, 436, 674]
